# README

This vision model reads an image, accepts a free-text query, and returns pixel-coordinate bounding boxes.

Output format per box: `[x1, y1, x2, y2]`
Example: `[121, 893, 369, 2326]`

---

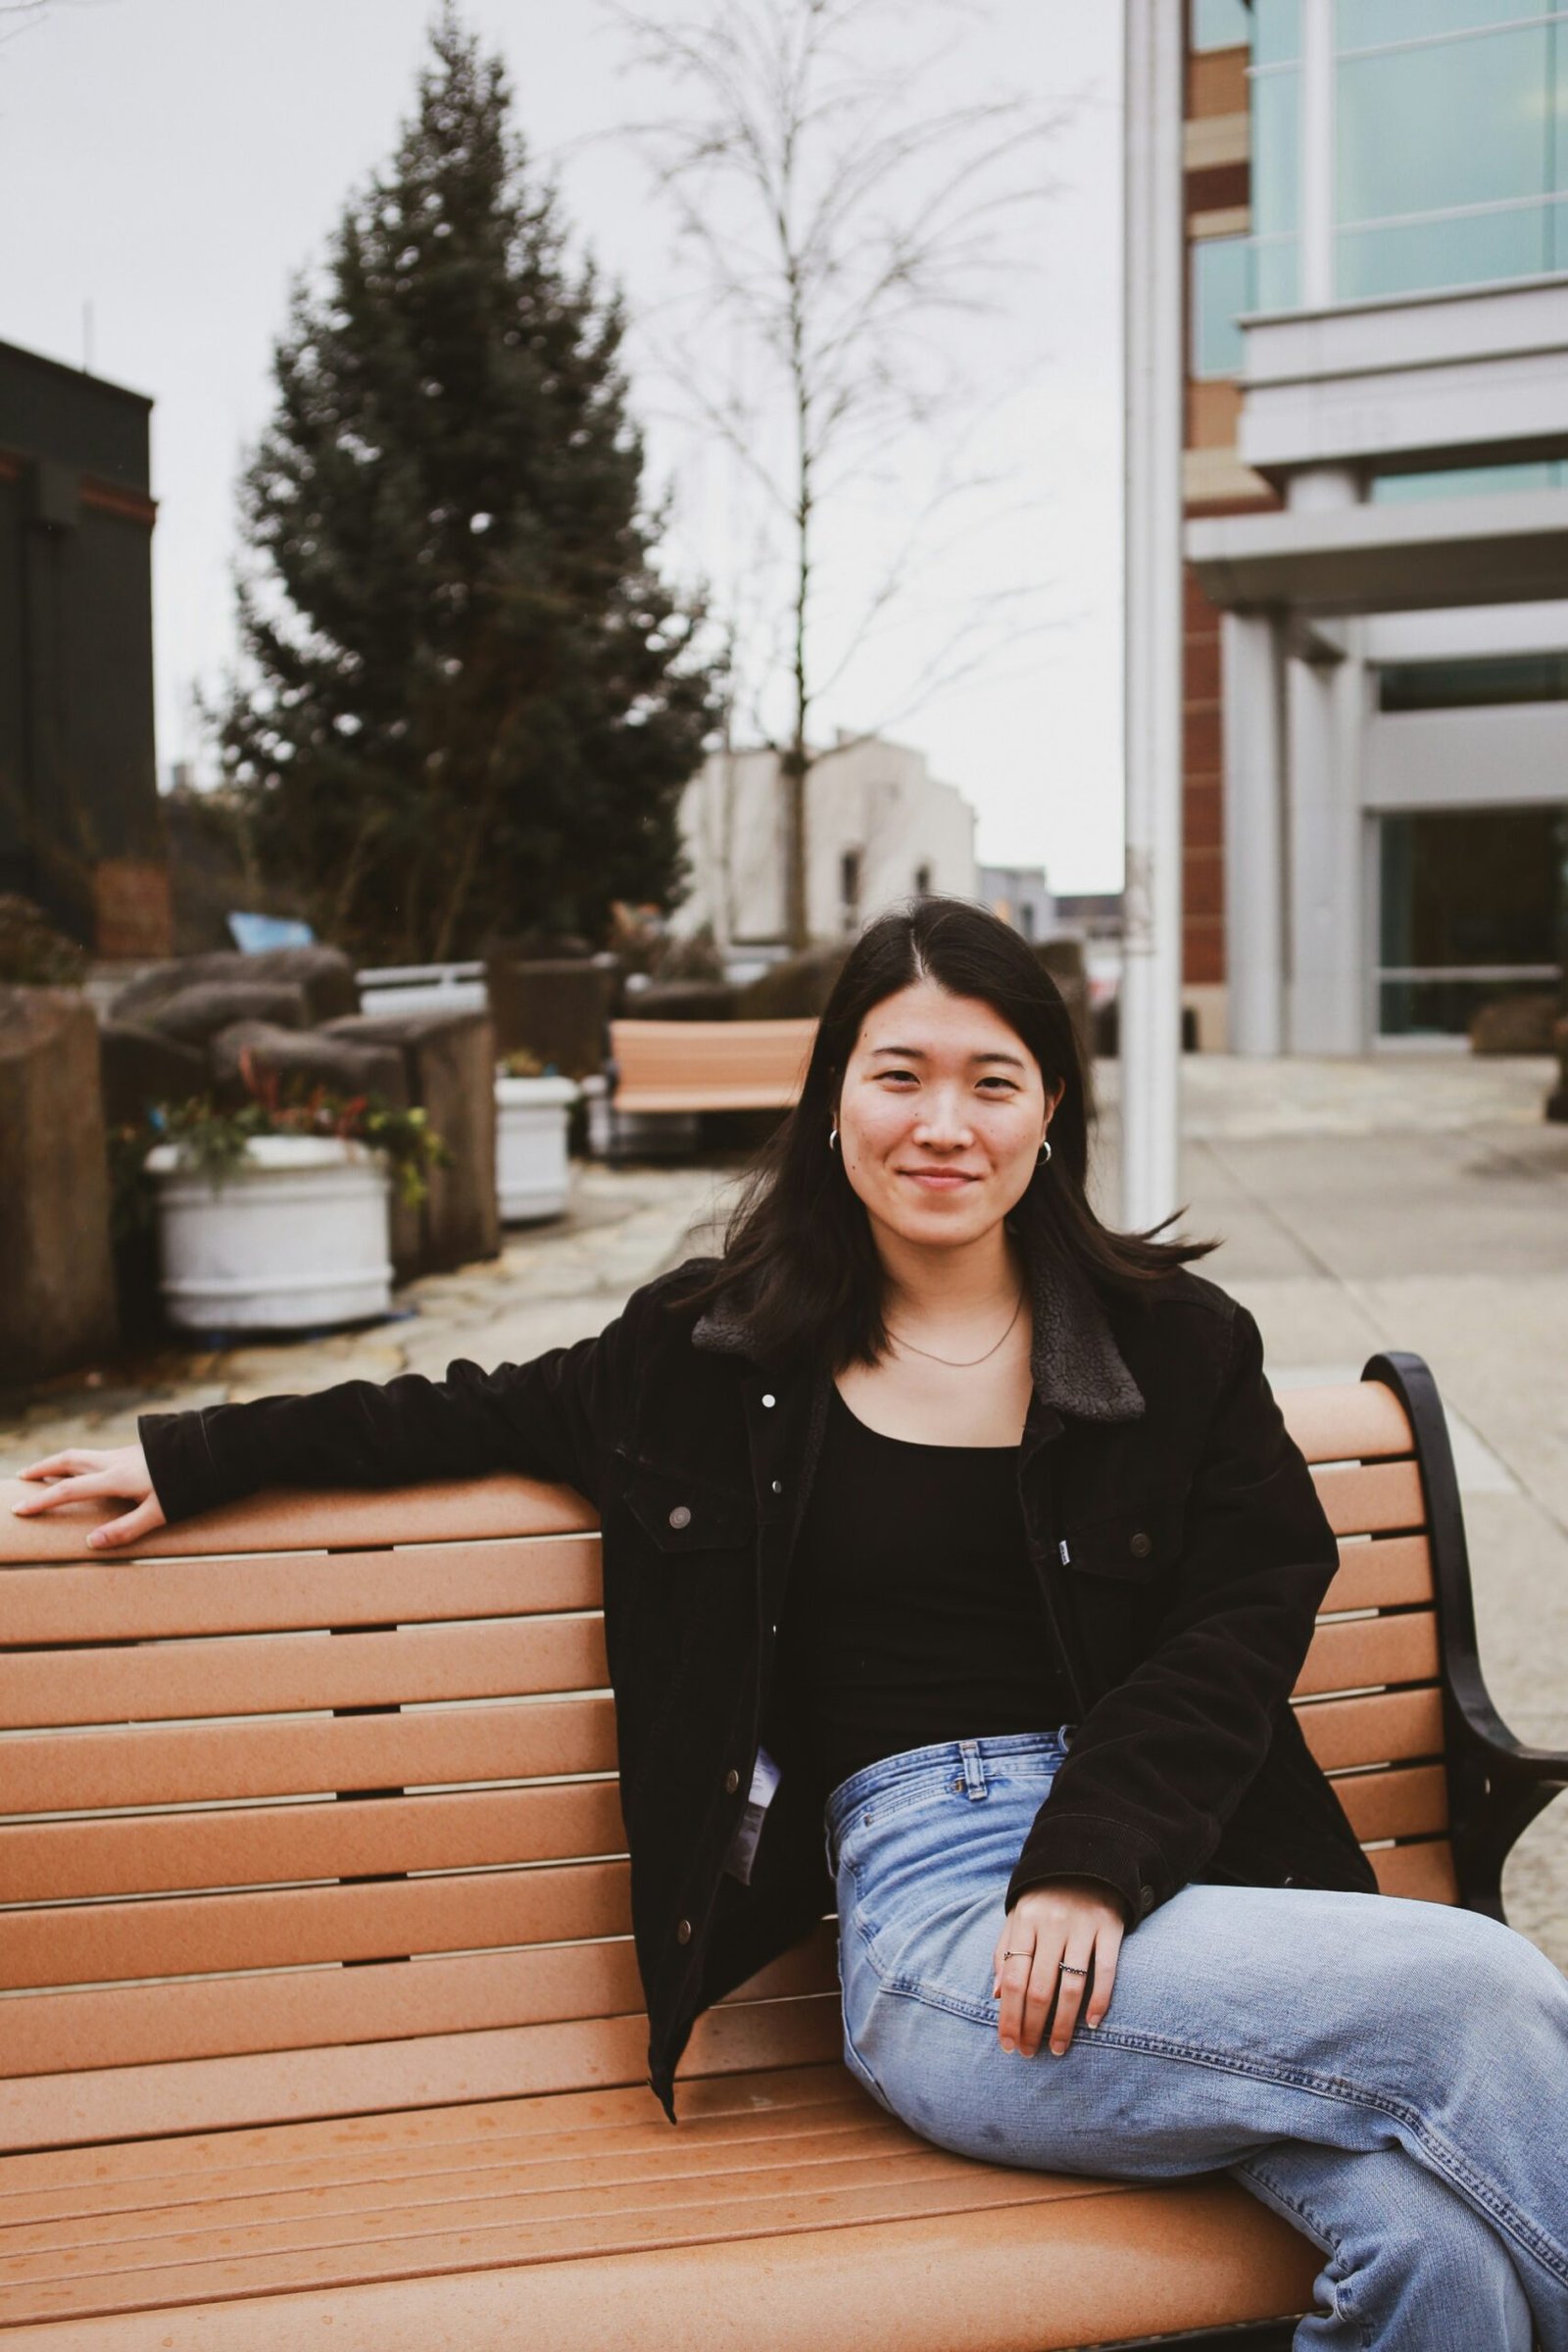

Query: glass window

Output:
[1336, 26, 1551, 226]
[1371, 460, 1568, 502]
[1376, 652, 1568, 710]
[1251, 233, 1301, 308]
[1193, 235, 1251, 375]
[1252, 65, 1301, 237]
[1340, 0, 1547, 52]
[1254, 0, 1301, 67]
[1337, 200, 1557, 298]
[1377, 807, 1565, 1037]
[1195, 0, 1252, 50]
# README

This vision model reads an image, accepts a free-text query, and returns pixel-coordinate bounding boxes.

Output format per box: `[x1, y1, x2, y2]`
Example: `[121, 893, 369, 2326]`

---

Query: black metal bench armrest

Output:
[1363, 1351, 1568, 1916]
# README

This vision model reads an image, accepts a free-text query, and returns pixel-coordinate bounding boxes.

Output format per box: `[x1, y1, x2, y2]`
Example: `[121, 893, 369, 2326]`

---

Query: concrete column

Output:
[1299, 0, 1336, 310]
[1222, 611, 1286, 1055]
[1120, 0, 1185, 1228]
[1286, 641, 1366, 1054]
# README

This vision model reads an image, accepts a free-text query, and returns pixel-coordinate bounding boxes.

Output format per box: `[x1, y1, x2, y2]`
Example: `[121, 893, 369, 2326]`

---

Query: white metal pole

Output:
[1120, 0, 1184, 1230]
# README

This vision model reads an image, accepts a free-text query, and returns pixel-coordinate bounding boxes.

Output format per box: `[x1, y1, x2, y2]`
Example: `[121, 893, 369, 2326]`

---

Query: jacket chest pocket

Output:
[624, 1465, 757, 1556]
[1063, 1491, 1186, 1586]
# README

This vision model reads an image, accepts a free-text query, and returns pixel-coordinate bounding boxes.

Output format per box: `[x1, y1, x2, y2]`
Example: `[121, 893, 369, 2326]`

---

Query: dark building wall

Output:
[0, 338, 167, 956]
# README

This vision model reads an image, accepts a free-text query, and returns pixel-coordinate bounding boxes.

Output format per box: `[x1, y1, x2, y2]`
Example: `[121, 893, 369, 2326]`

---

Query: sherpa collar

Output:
[692, 1244, 1145, 1426]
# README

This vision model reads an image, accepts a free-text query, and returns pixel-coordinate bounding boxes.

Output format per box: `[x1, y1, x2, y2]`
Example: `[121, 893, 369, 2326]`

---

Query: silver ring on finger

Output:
[1002, 1949, 1033, 1961]
[1058, 1963, 1089, 1977]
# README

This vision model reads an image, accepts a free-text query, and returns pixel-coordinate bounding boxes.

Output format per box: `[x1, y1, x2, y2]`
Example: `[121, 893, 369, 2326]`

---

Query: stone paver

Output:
[4, 1055, 1565, 1967]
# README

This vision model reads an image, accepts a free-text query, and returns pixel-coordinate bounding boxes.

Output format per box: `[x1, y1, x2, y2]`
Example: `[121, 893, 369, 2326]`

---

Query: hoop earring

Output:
[1038, 1136, 1053, 1165]
[828, 1126, 839, 1152]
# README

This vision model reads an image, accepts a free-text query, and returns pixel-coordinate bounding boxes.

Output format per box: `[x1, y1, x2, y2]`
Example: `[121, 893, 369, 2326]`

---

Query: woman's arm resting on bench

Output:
[14, 1312, 637, 1546]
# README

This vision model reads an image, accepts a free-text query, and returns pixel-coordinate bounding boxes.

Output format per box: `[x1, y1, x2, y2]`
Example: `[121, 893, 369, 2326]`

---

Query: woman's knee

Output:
[1240, 2143, 1533, 2346]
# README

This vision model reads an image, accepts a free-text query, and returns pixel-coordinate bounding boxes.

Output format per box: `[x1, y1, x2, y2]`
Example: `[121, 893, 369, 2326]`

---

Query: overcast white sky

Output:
[0, 0, 1124, 890]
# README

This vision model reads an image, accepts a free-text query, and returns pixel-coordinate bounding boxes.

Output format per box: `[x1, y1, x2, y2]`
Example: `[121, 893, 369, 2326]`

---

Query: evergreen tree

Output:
[221, 7, 720, 962]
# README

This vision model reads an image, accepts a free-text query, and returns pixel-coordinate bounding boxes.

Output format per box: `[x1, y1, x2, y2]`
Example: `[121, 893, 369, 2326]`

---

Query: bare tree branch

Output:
[609, 0, 1070, 943]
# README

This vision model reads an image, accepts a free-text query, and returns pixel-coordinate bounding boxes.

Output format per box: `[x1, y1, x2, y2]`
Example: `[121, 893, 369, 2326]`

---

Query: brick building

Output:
[0, 338, 168, 957]
[1180, 0, 1568, 1055]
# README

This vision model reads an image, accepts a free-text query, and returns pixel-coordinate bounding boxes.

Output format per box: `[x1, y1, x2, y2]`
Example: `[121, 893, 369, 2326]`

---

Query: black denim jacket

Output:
[141, 1252, 1376, 2120]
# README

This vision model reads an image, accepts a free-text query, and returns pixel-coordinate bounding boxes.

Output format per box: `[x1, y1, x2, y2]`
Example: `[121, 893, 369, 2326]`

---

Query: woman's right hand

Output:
[11, 1447, 167, 1550]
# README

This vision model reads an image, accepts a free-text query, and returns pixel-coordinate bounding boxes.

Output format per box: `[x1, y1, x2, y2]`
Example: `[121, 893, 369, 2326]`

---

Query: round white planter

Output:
[495, 1075, 579, 1222]
[145, 1137, 393, 1333]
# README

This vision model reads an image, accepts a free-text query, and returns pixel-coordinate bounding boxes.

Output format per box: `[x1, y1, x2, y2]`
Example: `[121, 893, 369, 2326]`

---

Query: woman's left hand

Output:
[992, 1879, 1126, 2058]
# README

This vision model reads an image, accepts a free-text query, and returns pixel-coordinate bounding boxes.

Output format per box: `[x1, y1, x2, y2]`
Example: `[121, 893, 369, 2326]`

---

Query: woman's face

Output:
[834, 980, 1060, 1252]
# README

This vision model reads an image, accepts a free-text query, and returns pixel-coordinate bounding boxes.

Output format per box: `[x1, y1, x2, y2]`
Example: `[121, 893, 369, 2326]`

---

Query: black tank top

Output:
[770, 1385, 1075, 1803]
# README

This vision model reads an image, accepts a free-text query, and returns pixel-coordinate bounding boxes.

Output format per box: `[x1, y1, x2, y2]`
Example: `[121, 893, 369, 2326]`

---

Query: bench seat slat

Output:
[6, 2141, 993, 2298]
[0, 1616, 609, 1731]
[0, 1782, 626, 1905]
[0, 1999, 846, 2157]
[2, 1929, 840, 2083]
[1328, 1763, 1447, 1844]
[1296, 1608, 1440, 1700]
[1370, 1839, 1459, 1904]
[1322, 1534, 1433, 1613]
[0, 2064, 865, 2204]
[0, 1859, 632, 1992]
[0, 1538, 602, 1647]
[0, 2183, 1320, 2352]
[1279, 1383, 1412, 1465]
[1308, 1459, 1426, 1538]
[0, 1696, 618, 1816]
[0, 2161, 1216, 2328]
[0, 2117, 922, 2261]
[1295, 1685, 1444, 1773]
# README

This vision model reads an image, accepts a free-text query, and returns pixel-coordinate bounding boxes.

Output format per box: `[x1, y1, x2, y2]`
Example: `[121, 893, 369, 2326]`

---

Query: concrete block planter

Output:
[144, 1136, 393, 1333]
[495, 1074, 579, 1222]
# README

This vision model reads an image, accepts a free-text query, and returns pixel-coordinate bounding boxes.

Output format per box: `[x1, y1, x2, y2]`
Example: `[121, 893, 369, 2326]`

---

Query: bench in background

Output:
[603, 1017, 815, 1154]
[1, 1353, 1564, 2349]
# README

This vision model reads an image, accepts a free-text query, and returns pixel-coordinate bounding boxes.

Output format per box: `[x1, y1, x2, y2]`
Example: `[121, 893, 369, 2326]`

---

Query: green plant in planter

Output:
[498, 1048, 547, 1079]
[135, 1052, 451, 1212]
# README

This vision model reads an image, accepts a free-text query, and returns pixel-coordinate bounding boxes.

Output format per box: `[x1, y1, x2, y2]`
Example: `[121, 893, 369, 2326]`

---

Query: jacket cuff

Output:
[139, 1409, 225, 1526]
[1005, 1810, 1159, 1927]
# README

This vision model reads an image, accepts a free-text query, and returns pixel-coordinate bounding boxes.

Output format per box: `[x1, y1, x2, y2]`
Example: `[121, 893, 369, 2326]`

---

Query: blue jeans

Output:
[825, 1733, 1568, 2350]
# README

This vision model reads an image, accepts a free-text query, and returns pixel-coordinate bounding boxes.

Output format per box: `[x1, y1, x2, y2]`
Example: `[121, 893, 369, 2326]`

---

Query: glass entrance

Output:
[1377, 807, 1566, 1038]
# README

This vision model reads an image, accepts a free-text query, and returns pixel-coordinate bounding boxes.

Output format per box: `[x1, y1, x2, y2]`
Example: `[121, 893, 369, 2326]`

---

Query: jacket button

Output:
[1129, 1531, 1152, 1559]
[1138, 1885, 1155, 1917]
[724, 1768, 740, 1794]
[770, 1478, 784, 1494]
[667, 1505, 692, 1531]
[761, 1393, 776, 1408]
[676, 1917, 692, 1944]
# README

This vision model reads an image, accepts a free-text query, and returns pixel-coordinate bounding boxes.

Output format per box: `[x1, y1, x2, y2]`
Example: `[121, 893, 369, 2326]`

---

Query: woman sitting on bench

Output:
[19, 897, 1568, 2350]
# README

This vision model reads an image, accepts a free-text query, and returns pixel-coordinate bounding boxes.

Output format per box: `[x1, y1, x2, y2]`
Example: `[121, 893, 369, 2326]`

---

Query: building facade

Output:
[676, 731, 978, 946]
[979, 863, 1056, 941]
[0, 339, 166, 957]
[1182, 0, 1568, 1053]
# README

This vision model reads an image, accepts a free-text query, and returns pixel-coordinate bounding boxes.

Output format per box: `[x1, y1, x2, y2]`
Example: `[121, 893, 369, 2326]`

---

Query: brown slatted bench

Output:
[1, 1352, 1564, 2351]
[604, 1017, 816, 1152]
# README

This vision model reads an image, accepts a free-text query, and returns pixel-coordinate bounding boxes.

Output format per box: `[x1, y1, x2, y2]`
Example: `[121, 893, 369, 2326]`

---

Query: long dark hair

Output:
[690, 896, 1215, 1367]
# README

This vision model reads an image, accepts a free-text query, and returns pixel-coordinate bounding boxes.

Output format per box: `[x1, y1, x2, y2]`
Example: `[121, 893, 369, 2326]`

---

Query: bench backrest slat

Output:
[0, 1375, 1456, 2152]
[609, 1018, 816, 1109]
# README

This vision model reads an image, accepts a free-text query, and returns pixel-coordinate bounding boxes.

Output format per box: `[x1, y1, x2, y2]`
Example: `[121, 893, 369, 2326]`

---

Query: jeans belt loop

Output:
[959, 1740, 987, 1801]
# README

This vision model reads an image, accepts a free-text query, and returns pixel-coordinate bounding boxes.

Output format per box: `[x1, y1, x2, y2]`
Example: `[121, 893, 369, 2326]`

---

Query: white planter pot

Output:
[495, 1075, 579, 1222]
[145, 1137, 393, 1333]
[580, 1073, 700, 1160]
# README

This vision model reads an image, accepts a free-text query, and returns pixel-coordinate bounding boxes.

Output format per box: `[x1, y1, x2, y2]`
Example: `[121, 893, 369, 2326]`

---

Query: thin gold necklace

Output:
[887, 1288, 1026, 1369]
